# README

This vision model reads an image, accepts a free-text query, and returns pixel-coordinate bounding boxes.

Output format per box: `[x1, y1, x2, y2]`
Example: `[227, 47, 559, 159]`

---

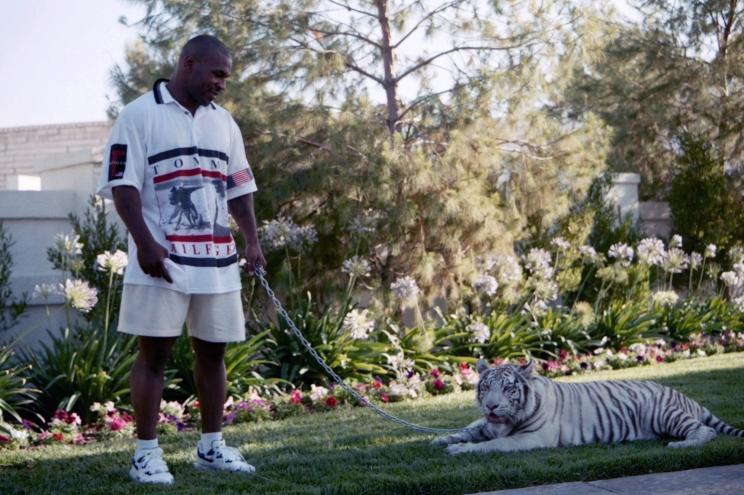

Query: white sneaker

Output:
[194, 439, 256, 473]
[129, 447, 174, 484]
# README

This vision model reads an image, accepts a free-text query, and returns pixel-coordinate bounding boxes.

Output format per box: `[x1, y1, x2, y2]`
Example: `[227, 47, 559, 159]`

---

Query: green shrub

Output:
[0, 336, 38, 428]
[589, 303, 657, 350]
[0, 223, 27, 335]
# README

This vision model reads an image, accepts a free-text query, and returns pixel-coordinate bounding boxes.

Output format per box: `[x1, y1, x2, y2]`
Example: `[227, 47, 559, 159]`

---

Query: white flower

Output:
[663, 248, 689, 274]
[690, 252, 703, 269]
[342, 309, 375, 340]
[735, 263, 744, 277]
[473, 275, 498, 296]
[95, 249, 128, 275]
[60, 279, 98, 313]
[33, 283, 58, 301]
[342, 256, 371, 279]
[390, 276, 419, 301]
[733, 296, 744, 313]
[258, 217, 317, 252]
[608, 243, 634, 267]
[466, 321, 490, 344]
[532, 279, 559, 302]
[159, 400, 185, 419]
[309, 384, 329, 402]
[629, 343, 647, 355]
[636, 238, 666, 266]
[550, 237, 570, 251]
[487, 254, 523, 286]
[705, 244, 717, 259]
[616, 352, 628, 361]
[652, 290, 679, 307]
[721, 271, 740, 288]
[348, 209, 381, 236]
[579, 245, 598, 262]
[386, 351, 414, 372]
[54, 233, 83, 256]
[525, 248, 553, 278]
[670, 234, 683, 248]
[389, 382, 409, 397]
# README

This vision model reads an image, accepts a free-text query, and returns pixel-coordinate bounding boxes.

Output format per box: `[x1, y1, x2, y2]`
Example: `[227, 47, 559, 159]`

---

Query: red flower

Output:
[430, 368, 441, 378]
[380, 393, 389, 403]
[53, 432, 64, 442]
[290, 389, 302, 405]
[559, 350, 569, 362]
[0, 435, 10, 444]
[193, 400, 201, 410]
[372, 378, 383, 389]
[434, 379, 445, 390]
[656, 355, 664, 363]
[459, 362, 469, 371]
[325, 396, 338, 408]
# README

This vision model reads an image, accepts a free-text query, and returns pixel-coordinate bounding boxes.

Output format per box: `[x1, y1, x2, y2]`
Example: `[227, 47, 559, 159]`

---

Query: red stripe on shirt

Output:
[154, 168, 227, 184]
[165, 234, 233, 244]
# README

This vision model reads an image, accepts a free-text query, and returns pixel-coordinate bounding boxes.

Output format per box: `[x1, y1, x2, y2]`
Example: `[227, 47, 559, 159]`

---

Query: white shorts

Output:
[117, 284, 246, 343]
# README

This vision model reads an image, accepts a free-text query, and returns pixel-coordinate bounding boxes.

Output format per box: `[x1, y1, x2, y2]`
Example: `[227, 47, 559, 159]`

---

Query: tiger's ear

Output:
[518, 360, 535, 378]
[476, 359, 490, 374]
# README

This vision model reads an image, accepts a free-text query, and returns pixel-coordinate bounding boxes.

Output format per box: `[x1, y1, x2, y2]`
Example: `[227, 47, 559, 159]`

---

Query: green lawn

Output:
[3, 352, 744, 495]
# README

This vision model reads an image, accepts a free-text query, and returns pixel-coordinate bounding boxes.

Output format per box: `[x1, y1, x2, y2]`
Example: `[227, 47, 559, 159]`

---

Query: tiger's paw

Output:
[431, 436, 452, 446]
[445, 442, 478, 455]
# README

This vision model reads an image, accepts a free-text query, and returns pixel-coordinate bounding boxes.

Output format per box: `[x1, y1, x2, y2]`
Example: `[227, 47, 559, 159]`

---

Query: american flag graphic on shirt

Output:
[227, 168, 253, 189]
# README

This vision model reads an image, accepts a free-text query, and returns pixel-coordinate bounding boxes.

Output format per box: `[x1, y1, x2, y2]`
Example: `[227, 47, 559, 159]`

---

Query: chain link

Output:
[255, 267, 467, 434]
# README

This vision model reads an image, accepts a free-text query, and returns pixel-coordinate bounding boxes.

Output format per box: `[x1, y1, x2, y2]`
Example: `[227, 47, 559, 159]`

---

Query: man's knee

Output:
[137, 337, 176, 373]
[192, 338, 226, 366]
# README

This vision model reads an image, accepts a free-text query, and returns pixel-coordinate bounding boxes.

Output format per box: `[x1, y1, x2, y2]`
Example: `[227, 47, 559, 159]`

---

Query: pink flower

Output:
[109, 417, 126, 432]
[372, 378, 383, 389]
[290, 389, 302, 405]
[434, 379, 445, 391]
[431, 368, 441, 378]
[656, 355, 664, 363]
[325, 396, 338, 408]
[53, 432, 64, 442]
[380, 393, 389, 403]
[559, 350, 569, 362]
[459, 362, 470, 371]
[0, 435, 10, 444]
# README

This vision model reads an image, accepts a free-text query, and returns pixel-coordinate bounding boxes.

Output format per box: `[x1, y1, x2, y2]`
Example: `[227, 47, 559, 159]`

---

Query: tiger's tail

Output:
[703, 410, 744, 437]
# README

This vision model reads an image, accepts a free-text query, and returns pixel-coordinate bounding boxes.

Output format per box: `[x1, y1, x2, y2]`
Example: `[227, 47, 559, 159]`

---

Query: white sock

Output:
[200, 431, 223, 447]
[136, 438, 158, 451]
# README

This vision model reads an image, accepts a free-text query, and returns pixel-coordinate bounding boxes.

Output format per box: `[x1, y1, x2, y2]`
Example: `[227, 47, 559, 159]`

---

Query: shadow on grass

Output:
[3, 365, 744, 495]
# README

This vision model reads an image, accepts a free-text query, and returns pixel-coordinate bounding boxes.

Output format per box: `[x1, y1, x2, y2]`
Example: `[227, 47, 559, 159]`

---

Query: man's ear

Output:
[476, 359, 490, 374]
[518, 360, 535, 379]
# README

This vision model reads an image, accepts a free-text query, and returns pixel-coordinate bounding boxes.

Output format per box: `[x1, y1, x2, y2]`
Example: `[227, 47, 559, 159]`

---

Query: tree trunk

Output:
[375, 0, 400, 135]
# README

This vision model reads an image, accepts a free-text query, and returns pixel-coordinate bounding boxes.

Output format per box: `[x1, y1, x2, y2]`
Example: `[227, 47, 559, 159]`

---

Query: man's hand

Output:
[243, 242, 266, 277]
[137, 239, 173, 283]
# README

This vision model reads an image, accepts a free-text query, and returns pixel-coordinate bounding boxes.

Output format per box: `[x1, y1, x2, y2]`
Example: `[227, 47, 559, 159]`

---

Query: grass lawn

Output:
[2, 352, 744, 495]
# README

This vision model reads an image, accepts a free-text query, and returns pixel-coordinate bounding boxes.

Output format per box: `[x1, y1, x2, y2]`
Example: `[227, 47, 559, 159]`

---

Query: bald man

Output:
[97, 34, 265, 484]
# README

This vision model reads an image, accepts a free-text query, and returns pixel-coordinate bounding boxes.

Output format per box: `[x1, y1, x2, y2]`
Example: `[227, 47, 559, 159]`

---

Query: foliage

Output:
[260, 292, 391, 387]
[667, 134, 744, 255]
[19, 327, 140, 423]
[589, 303, 657, 351]
[0, 336, 38, 429]
[0, 223, 28, 335]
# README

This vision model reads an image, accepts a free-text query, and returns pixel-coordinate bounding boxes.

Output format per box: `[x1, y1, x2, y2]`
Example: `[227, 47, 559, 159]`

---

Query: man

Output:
[97, 34, 265, 485]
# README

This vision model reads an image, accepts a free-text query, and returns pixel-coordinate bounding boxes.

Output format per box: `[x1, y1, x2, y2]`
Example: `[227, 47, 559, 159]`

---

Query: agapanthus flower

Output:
[390, 276, 419, 301]
[608, 243, 634, 267]
[348, 209, 381, 236]
[721, 271, 740, 288]
[690, 252, 703, 269]
[488, 255, 523, 286]
[663, 248, 690, 274]
[54, 233, 83, 256]
[95, 249, 128, 275]
[579, 245, 598, 262]
[258, 216, 317, 252]
[466, 321, 490, 344]
[473, 275, 498, 296]
[60, 279, 98, 313]
[525, 248, 553, 278]
[705, 244, 717, 259]
[670, 234, 683, 248]
[636, 238, 666, 266]
[550, 237, 570, 251]
[341, 256, 371, 279]
[651, 290, 679, 307]
[342, 308, 375, 340]
[33, 283, 58, 301]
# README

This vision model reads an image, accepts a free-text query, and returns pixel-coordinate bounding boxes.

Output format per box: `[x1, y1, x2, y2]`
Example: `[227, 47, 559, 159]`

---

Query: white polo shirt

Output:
[97, 79, 257, 294]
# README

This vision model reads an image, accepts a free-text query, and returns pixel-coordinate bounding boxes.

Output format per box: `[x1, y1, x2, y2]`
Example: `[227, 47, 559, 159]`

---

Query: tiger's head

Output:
[475, 360, 535, 427]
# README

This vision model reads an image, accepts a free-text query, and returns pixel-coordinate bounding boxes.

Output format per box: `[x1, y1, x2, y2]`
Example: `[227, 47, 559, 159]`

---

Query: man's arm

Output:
[112, 185, 172, 283]
[228, 193, 265, 276]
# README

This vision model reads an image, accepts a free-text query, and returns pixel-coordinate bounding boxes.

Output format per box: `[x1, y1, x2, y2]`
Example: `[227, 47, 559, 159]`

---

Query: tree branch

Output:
[392, 0, 467, 49]
[327, 0, 378, 19]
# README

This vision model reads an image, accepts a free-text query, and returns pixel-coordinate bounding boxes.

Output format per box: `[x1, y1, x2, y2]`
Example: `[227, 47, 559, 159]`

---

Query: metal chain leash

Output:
[254, 267, 467, 434]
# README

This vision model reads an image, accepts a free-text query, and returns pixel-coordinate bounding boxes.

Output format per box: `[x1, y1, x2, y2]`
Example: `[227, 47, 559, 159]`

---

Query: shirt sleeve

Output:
[225, 117, 258, 200]
[96, 107, 146, 199]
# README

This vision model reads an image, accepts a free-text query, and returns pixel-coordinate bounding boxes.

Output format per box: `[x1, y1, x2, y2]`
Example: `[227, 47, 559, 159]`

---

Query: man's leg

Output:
[191, 337, 227, 433]
[131, 336, 178, 440]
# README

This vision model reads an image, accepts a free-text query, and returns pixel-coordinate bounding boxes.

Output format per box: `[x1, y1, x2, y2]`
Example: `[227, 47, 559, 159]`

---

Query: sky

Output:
[0, 0, 145, 128]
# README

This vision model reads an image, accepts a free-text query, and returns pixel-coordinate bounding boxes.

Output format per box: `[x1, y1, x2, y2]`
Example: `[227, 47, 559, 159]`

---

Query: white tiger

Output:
[433, 360, 744, 455]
